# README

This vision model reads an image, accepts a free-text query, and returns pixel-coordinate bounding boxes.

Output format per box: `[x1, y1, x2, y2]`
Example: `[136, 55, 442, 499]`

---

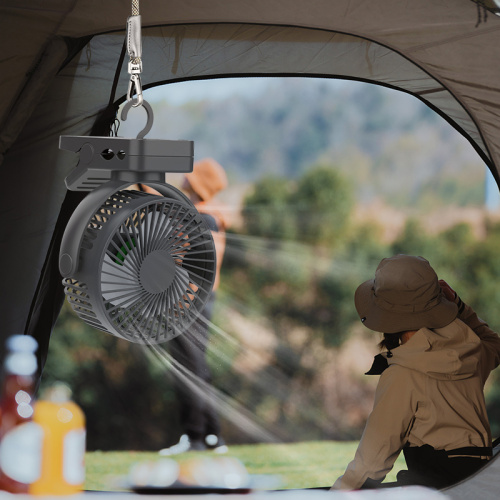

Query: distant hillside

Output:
[121, 77, 486, 210]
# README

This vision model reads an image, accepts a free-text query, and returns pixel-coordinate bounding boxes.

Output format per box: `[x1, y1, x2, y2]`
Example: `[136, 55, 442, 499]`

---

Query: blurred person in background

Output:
[332, 254, 500, 490]
[158, 158, 229, 454]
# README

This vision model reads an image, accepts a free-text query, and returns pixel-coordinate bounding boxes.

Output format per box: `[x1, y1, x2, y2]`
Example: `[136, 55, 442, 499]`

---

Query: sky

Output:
[145, 77, 272, 105]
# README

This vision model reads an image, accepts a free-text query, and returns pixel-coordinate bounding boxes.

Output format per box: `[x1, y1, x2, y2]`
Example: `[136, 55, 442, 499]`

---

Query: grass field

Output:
[85, 441, 406, 491]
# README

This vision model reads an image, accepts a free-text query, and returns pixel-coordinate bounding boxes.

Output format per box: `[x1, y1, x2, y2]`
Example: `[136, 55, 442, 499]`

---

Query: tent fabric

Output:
[0, 0, 499, 405]
[0, 2, 77, 158]
[0, 34, 113, 369]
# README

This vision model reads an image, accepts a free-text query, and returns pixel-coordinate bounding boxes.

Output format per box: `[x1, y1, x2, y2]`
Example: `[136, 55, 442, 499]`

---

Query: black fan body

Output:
[60, 181, 216, 344]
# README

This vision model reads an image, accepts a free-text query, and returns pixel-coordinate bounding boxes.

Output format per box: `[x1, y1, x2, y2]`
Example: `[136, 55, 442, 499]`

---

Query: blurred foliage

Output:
[239, 165, 355, 347]
[241, 176, 296, 240]
[41, 307, 182, 451]
[242, 164, 353, 247]
[233, 165, 500, 439]
[295, 165, 354, 246]
[41, 163, 500, 449]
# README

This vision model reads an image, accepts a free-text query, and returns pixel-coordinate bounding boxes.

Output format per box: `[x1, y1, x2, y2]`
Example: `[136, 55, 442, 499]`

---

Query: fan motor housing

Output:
[61, 186, 216, 344]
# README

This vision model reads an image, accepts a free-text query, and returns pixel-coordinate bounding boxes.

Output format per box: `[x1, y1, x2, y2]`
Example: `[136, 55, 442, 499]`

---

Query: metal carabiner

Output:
[127, 74, 143, 107]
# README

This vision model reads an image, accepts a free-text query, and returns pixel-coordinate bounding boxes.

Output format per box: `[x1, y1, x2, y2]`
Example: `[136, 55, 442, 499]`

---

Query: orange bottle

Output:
[30, 383, 86, 495]
[0, 335, 42, 493]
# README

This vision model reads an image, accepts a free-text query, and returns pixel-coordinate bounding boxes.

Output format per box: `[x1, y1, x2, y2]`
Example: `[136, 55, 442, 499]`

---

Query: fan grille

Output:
[64, 189, 216, 344]
[63, 278, 105, 331]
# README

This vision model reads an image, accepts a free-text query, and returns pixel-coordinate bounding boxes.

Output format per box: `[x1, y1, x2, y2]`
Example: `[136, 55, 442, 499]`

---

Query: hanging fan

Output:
[59, 101, 216, 344]
[58, 9, 216, 343]
[61, 185, 215, 344]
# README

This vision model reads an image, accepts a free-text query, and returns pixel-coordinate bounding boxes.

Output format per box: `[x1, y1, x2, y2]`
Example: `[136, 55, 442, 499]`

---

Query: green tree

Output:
[390, 218, 434, 258]
[237, 165, 357, 347]
[316, 223, 390, 346]
[242, 176, 297, 241]
[294, 165, 354, 248]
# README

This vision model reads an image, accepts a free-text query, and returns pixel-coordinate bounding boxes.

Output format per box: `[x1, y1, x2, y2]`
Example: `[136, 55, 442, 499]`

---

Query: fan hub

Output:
[139, 250, 177, 294]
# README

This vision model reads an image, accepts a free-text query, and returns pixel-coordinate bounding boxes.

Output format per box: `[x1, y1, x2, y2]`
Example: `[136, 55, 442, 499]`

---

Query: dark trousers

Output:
[398, 444, 488, 489]
[168, 293, 221, 441]
[362, 444, 489, 490]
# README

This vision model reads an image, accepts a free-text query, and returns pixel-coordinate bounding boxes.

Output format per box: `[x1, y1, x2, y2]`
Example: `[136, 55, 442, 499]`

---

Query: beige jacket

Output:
[333, 299, 500, 490]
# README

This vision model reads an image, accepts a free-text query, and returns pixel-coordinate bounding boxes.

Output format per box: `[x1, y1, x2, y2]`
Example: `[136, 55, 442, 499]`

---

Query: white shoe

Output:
[213, 444, 228, 454]
[205, 434, 228, 454]
[159, 434, 191, 455]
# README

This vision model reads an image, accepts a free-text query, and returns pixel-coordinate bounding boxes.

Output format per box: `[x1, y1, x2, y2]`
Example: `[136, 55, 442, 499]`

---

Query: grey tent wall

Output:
[0, 38, 72, 370]
[0, 35, 114, 375]
[24, 104, 121, 380]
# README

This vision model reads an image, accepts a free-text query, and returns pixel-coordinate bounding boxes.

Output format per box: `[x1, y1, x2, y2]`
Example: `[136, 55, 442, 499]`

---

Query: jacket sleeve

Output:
[331, 366, 417, 490]
[455, 296, 500, 379]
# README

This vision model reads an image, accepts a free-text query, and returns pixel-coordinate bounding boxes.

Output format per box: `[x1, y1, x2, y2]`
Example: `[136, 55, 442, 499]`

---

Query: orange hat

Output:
[185, 158, 228, 202]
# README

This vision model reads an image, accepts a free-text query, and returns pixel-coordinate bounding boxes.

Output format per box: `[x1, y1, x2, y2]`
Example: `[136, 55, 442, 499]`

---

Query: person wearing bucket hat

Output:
[333, 254, 500, 490]
[159, 159, 230, 456]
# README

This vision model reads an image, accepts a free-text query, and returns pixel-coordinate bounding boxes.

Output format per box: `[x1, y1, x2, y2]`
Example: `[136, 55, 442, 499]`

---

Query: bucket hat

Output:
[354, 254, 458, 333]
[185, 158, 228, 202]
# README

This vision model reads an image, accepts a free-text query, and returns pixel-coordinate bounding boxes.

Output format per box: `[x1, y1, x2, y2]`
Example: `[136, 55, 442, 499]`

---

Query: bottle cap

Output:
[5, 352, 37, 376]
[6, 335, 38, 353]
[42, 382, 73, 403]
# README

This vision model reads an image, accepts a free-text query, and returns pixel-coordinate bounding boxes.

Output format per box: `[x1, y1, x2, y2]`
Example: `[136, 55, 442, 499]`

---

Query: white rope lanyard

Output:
[132, 0, 140, 16]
